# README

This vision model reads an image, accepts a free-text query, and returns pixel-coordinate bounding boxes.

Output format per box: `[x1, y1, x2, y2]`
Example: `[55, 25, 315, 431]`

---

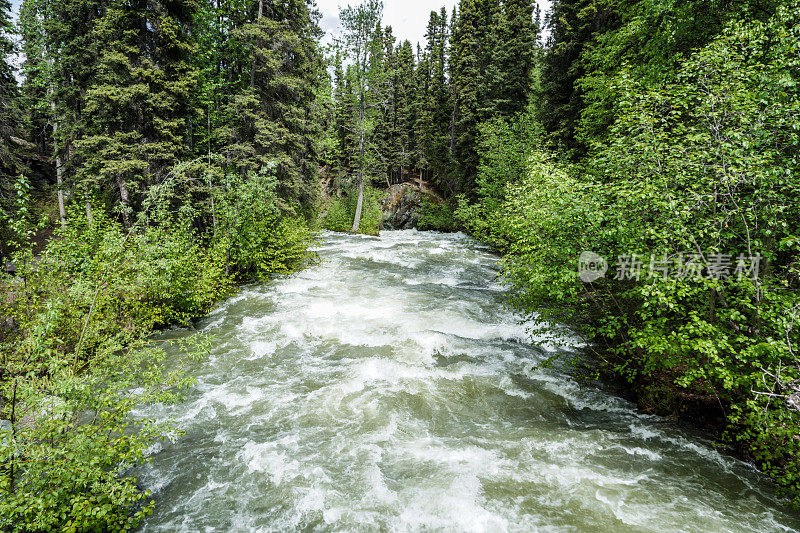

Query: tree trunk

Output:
[449, 93, 457, 156]
[50, 101, 66, 228]
[9, 379, 16, 494]
[250, 0, 264, 89]
[117, 176, 131, 228]
[55, 155, 67, 229]
[351, 94, 366, 233]
[85, 185, 94, 227]
[208, 112, 217, 238]
[85, 198, 93, 225]
[351, 173, 365, 234]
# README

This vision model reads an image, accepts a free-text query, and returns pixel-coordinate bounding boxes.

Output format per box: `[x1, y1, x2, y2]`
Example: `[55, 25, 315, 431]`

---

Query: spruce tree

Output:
[451, 0, 482, 193]
[413, 43, 431, 185]
[368, 22, 391, 185]
[493, 0, 538, 117]
[380, 26, 403, 185]
[74, 0, 198, 226]
[0, 0, 18, 181]
[330, 50, 350, 174]
[419, 8, 453, 192]
[394, 40, 416, 180]
[538, 0, 616, 155]
[226, 0, 324, 209]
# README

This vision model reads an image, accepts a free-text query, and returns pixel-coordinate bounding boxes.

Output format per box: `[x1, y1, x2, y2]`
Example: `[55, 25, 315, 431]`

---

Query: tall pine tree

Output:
[451, 0, 482, 193]
[224, 0, 324, 209]
[0, 0, 19, 182]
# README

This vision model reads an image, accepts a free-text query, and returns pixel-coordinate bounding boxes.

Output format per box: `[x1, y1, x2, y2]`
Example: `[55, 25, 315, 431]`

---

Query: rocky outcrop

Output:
[382, 184, 426, 229]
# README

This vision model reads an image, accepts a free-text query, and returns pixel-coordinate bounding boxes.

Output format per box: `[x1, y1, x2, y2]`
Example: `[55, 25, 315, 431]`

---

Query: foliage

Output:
[17, 0, 324, 230]
[417, 197, 460, 233]
[461, 4, 800, 503]
[0, 154, 314, 529]
[4, 6, 324, 526]
[455, 110, 541, 250]
[321, 184, 382, 236]
[212, 170, 316, 279]
[335, 0, 384, 232]
[0, 211, 218, 530]
[0, 335, 209, 532]
[0, 0, 22, 256]
[538, 0, 784, 156]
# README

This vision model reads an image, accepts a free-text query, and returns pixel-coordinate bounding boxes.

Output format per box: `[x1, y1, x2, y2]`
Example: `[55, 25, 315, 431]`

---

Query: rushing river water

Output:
[138, 230, 800, 532]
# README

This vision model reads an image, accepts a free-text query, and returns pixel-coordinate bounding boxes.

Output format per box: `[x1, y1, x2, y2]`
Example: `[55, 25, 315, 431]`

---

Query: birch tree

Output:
[339, 0, 383, 233]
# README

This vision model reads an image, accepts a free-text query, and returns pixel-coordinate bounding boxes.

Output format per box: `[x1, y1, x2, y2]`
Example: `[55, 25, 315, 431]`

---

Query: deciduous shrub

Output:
[459, 5, 800, 504]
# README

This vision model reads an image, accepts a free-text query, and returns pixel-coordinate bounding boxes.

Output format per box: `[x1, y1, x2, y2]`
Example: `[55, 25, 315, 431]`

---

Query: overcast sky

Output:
[318, 0, 552, 47]
[9, 0, 552, 48]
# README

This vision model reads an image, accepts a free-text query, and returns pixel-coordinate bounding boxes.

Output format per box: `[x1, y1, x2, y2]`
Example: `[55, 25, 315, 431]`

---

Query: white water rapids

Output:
[136, 230, 800, 532]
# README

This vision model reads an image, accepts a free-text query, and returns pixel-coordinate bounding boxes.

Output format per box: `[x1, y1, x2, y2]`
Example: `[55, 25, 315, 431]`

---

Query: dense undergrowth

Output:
[320, 183, 383, 235]
[417, 197, 461, 233]
[0, 170, 315, 531]
[457, 6, 800, 504]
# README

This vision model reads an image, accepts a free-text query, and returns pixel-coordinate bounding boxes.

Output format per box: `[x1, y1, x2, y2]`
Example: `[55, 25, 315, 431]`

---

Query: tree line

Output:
[322, 0, 540, 204]
[1, 0, 323, 252]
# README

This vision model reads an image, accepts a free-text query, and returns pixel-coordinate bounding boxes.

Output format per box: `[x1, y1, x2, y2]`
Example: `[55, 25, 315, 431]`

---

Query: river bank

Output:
[0, 207, 316, 530]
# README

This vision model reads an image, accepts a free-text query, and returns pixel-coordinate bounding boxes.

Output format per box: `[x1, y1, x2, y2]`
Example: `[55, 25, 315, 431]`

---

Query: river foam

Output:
[136, 230, 800, 532]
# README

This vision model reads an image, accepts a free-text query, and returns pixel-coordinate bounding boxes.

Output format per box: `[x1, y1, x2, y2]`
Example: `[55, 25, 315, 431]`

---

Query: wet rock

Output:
[382, 184, 424, 230]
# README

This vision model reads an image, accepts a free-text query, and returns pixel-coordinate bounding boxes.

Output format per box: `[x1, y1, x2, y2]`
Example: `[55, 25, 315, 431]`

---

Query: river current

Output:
[137, 230, 800, 532]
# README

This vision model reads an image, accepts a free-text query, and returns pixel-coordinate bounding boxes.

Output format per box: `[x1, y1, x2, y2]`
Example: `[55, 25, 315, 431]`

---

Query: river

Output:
[137, 230, 800, 532]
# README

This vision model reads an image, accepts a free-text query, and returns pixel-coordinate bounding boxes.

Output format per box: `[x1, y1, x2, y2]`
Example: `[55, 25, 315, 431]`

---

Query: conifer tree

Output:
[378, 26, 402, 184]
[538, 0, 616, 155]
[329, 50, 350, 174]
[451, 0, 483, 192]
[413, 43, 431, 185]
[394, 40, 416, 180]
[0, 0, 19, 182]
[418, 8, 453, 192]
[225, 0, 324, 209]
[368, 22, 392, 185]
[493, 0, 538, 117]
[73, 0, 198, 226]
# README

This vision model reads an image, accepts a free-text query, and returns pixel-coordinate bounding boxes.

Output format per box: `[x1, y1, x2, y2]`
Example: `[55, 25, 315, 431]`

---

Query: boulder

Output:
[382, 184, 424, 229]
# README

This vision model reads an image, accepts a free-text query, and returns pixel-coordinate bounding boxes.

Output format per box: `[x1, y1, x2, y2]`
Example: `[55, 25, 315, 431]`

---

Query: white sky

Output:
[317, 0, 552, 47]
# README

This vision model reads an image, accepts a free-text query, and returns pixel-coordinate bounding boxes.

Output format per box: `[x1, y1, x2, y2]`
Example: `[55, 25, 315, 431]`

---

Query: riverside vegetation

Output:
[0, 0, 799, 529]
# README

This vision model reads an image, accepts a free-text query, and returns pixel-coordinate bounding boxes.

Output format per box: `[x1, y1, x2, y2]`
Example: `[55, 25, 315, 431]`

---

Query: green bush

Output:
[0, 215, 214, 530]
[0, 337, 208, 532]
[212, 171, 316, 279]
[455, 111, 541, 251]
[460, 5, 800, 505]
[418, 197, 460, 232]
[321, 183, 382, 235]
[0, 165, 315, 530]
